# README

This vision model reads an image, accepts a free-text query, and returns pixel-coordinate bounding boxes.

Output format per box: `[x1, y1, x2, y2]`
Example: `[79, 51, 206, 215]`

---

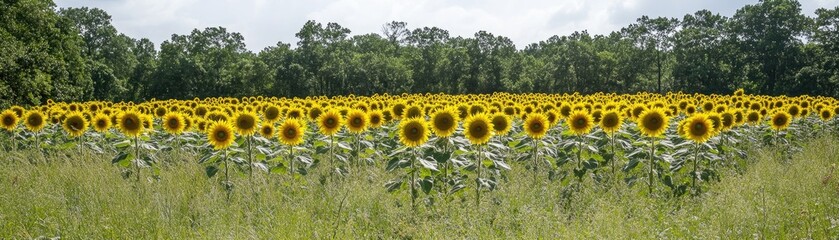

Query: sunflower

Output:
[233, 111, 259, 136]
[163, 112, 186, 135]
[746, 110, 761, 125]
[263, 105, 281, 122]
[91, 113, 112, 133]
[720, 111, 735, 131]
[463, 114, 493, 145]
[769, 111, 791, 131]
[398, 118, 430, 148]
[207, 121, 236, 150]
[286, 107, 304, 119]
[118, 110, 145, 137]
[637, 108, 669, 137]
[278, 118, 306, 146]
[62, 112, 88, 137]
[1, 110, 19, 131]
[368, 110, 384, 128]
[317, 109, 343, 136]
[599, 110, 623, 134]
[567, 110, 594, 135]
[403, 105, 423, 119]
[345, 109, 368, 134]
[259, 124, 275, 139]
[491, 113, 512, 136]
[681, 114, 714, 143]
[820, 108, 833, 121]
[523, 113, 549, 139]
[430, 108, 459, 138]
[23, 110, 47, 132]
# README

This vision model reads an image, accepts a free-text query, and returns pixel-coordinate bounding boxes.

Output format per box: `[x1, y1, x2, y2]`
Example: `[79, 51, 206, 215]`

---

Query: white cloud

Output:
[54, 0, 836, 51]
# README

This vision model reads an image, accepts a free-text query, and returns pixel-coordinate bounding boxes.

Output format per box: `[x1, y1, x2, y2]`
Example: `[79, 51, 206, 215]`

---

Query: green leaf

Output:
[623, 158, 640, 172]
[111, 152, 134, 168]
[420, 177, 433, 194]
[205, 166, 219, 178]
[385, 179, 403, 193]
[583, 158, 599, 170]
[418, 157, 438, 171]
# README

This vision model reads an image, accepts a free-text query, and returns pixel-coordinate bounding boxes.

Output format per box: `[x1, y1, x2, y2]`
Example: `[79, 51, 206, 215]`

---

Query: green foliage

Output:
[6, 0, 839, 106]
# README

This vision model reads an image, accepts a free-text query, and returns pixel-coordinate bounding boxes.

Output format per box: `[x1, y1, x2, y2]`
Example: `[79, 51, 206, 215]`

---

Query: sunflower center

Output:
[28, 116, 42, 126]
[575, 118, 585, 127]
[168, 119, 179, 128]
[285, 128, 296, 138]
[2, 116, 13, 125]
[774, 116, 787, 126]
[216, 131, 228, 140]
[531, 122, 542, 131]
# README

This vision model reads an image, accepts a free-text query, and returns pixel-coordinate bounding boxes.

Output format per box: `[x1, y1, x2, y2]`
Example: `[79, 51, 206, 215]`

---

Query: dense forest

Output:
[2, 0, 839, 107]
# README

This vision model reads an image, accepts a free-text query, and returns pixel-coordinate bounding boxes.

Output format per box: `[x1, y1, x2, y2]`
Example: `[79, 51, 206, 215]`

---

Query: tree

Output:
[59, 7, 137, 101]
[672, 10, 734, 94]
[0, 0, 91, 107]
[623, 16, 679, 93]
[730, 0, 810, 95]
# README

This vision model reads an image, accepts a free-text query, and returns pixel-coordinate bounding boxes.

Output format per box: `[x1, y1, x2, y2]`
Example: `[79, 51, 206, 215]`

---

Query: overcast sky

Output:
[54, 0, 838, 51]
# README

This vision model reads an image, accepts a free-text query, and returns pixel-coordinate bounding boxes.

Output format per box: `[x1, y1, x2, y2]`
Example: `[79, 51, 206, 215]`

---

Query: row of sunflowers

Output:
[1, 90, 837, 204]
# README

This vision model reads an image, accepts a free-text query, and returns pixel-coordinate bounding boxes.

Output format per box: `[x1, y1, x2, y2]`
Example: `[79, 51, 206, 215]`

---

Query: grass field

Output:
[1, 136, 837, 239]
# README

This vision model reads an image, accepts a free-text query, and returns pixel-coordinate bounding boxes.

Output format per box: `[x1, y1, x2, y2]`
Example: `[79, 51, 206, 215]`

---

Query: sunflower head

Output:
[430, 108, 459, 138]
[599, 110, 623, 134]
[62, 112, 88, 137]
[163, 112, 186, 135]
[681, 114, 714, 143]
[820, 108, 833, 121]
[398, 118, 430, 148]
[259, 124, 275, 139]
[1, 110, 19, 131]
[345, 109, 368, 134]
[118, 110, 145, 137]
[746, 111, 761, 125]
[263, 105, 281, 122]
[207, 121, 236, 150]
[403, 105, 423, 119]
[233, 111, 259, 136]
[720, 111, 735, 131]
[278, 118, 306, 146]
[770, 111, 791, 131]
[23, 110, 47, 132]
[491, 113, 512, 136]
[463, 114, 493, 145]
[368, 110, 384, 128]
[317, 109, 343, 136]
[524, 113, 549, 139]
[637, 108, 669, 137]
[567, 110, 594, 135]
[92, 113, 112, 133]
[286, 107, 304, 119]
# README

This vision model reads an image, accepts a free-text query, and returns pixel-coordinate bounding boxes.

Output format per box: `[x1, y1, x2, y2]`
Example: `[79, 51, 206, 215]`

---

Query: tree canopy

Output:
[2, 0, 839, 107]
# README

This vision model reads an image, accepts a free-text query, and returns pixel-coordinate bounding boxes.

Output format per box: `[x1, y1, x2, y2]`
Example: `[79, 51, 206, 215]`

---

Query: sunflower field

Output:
[2, 89, 837, 202]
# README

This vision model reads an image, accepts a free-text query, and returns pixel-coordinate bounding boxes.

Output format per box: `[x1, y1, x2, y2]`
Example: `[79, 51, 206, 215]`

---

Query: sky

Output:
[54, 0, 839, 52]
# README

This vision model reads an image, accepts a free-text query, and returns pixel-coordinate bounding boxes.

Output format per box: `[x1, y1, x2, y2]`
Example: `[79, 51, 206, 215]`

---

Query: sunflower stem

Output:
[224, 148, 231, 202]
[648, 137, 656, 195]
[576, 135, 583, 170]
[247, 135, 255, 192]
[692, 143, 699, 196]
[410, 148, 417, 209]
[330, 135, 335, 173]
[135, 135, 141, 182]
[476, 145, 482, 207]
[289, 144, 295, 177]
[532, 139, 539, 183]
[609, 134, 616, 176]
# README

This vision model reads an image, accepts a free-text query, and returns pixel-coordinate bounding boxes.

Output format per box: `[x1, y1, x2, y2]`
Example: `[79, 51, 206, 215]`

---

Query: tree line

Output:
[2, 0, 839, 107]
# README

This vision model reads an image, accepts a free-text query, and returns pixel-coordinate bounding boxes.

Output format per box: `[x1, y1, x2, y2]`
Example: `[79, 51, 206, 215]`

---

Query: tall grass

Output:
[1, 137, 837, 239]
